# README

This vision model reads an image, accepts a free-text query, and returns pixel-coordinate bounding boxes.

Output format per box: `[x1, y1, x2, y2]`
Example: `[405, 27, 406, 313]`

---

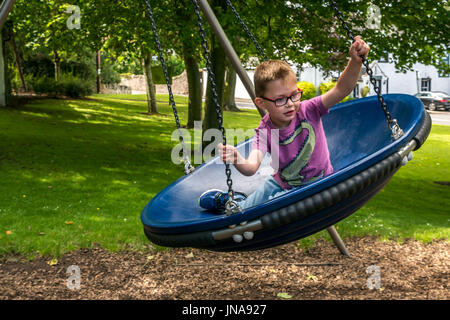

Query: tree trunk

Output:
[183, 44, 202, 129]
[203, 36, 226, 134]
[0, 31, 6, 106]
[96, 50, 101, 94]
[142, 52, 158, 114]
[53, 50, 60, 81]
[8, 27, 27, 92]
[202, 37, 227, 151]
[222, 57, 240, 112]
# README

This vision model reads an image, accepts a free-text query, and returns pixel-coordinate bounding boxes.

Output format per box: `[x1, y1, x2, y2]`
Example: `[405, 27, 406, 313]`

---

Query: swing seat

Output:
[141, 94, 431, 251]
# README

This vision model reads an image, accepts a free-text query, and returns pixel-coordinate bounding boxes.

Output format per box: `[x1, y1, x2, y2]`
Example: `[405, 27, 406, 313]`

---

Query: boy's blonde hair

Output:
[254, 60, 297, 97]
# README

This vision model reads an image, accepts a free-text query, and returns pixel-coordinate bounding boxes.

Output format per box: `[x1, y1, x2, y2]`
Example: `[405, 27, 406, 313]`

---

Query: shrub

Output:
[29, 76, 58, 96]
[320, 81, 352, 102]
[58, 75, 94, 98]
[297, 81, 317, 100]
[319, 81, 336, 95]
[361, 85, 370, 97]
[28, 74, 94, 98]
[101, 61, 121, 85]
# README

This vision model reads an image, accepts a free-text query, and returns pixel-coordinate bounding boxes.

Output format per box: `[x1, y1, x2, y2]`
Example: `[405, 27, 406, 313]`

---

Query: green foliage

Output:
[361, 85, 370, 97]
[113, 53, 144, 75]
[151, 65, 173, 85]
[319, 81, 337, 95]
[297, 81, 317, 100]
[29, 76, 58, 96]
[101, 55, 122, 85]
[28, 74, 94, 98]
[22, 53, 54, 78]
[20, 50, 96, 80]
[320, 81, 352, 102]
[165, 55, 185, 77]
[100, 65, 121, 85]
[57, 74, 94, 98]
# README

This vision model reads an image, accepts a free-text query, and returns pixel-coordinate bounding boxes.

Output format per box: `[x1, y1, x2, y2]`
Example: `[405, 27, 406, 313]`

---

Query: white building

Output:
[234, 54, 450, 100]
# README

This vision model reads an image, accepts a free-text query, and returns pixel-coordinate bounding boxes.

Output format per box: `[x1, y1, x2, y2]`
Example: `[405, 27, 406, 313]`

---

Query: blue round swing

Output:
[140, 0, 432, 251]
[141, 94, 431, 251]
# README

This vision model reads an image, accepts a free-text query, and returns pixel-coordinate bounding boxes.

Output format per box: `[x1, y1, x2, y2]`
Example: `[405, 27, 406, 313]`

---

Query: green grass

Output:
[0, 94, 261, 258]
[299, 125, 450, 249]
[0, 94, 448, 258]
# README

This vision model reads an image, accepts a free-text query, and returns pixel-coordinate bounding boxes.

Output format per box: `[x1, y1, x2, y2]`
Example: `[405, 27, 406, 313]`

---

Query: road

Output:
[428, 110, 450, 126]
[235, 100, 450, 126]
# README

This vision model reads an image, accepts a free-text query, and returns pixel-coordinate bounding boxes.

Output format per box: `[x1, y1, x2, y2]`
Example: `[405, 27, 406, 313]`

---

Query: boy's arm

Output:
[322, 36, 370, 109]
[234, 148, 265, 176]
[218, 143, 264, 177]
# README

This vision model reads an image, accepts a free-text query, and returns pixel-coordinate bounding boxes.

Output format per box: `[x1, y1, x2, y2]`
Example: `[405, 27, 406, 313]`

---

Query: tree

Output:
[141, 49, 157, 114]
[160, 0, 204, 128]
[276, 0, 449, 75]
[7, 0, 108, 93]
[4, 22, 27, 92]
[222, 57, 239, 111]
[9, 1, 90, 80]
[183, 42, 203, 128]
[99, 0, 161, 114]
[197, 0, 449, 130]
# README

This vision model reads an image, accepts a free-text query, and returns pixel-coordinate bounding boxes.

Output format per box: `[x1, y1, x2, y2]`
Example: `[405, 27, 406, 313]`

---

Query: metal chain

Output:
[144, 0, 194, 174]
[330, 0, 404, 140]
[192, 0, 236, 206]
[224, 0, 269, 61]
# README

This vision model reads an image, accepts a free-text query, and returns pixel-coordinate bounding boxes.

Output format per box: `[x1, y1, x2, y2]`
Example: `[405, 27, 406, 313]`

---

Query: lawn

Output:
[0, 94, 448, 258]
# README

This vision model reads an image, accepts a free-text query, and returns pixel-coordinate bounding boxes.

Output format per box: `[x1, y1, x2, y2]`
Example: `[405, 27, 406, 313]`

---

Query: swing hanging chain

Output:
[192, 0, 238, 213]
[330, 0, 404, 141]
[224, 0, 269, 61]
[144, 0, 194, 174]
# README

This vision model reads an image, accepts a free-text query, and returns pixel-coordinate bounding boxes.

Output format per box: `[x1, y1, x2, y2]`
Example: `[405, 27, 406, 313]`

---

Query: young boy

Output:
[199, 36, 370, 212]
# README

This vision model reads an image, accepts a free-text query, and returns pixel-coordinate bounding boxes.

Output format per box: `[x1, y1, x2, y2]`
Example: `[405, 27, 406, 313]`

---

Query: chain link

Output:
[144, 0, 194, 174]
[192, 0, 235, 200]
[224, 0, 269, 61]
[330, 0, 403, 140]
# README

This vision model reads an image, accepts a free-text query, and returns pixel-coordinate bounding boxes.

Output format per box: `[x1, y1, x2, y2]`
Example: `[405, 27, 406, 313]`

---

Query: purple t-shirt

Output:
[251, 95, 333, 190]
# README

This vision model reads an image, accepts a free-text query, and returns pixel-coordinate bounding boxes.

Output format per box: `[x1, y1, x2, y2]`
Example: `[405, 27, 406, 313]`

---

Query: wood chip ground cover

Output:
[0, 237, 448, 300]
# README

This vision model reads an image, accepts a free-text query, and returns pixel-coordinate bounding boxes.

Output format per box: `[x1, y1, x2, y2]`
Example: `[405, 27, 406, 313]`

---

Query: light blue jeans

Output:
[240, 176, 290, 210]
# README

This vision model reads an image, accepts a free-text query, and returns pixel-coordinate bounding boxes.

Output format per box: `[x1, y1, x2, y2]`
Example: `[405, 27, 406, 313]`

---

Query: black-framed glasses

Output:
[261, 89, 303, 107]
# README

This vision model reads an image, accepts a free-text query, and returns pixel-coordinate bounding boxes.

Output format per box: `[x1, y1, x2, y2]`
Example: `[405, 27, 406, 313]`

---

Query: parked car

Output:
[414, 91, 450, 111]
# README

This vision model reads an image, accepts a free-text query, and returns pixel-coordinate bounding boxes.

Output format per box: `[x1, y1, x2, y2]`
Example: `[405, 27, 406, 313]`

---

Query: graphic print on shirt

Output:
[279, 120, 316, 187]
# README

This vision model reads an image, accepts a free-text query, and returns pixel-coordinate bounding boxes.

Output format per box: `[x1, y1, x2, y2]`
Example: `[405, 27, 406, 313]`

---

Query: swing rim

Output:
[141, 94, 431, 237]
[142, 106, 430, 251]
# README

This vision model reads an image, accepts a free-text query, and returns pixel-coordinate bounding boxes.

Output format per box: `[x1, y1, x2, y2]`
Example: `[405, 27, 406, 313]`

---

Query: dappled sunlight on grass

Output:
[0, 94, 448, 257]
[19, 111, 52, 118]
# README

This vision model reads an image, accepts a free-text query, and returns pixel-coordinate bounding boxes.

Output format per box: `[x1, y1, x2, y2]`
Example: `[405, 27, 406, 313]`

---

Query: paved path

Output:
[428, 110, 450, 126]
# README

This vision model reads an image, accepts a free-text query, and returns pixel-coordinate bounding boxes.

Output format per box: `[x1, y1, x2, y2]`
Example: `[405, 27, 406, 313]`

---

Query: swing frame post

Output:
[197, 0, 265, 117]
[0, 0, 16, 29]
[197, 0, 350, 257]
[327, 226, 351, 257]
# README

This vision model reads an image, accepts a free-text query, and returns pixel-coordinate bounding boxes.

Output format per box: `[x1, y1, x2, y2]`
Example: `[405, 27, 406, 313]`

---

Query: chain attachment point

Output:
[389, 119, 404, 141]
[225, 200, 242, 216]
[184, 162, 195, 175]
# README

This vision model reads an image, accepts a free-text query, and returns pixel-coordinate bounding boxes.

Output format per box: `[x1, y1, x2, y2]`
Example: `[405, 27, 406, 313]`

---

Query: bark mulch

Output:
[0, 237, 448, 300]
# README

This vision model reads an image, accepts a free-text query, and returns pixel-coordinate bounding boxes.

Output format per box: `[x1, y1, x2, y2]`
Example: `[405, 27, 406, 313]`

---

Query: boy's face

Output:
[255, 75, 300, 129]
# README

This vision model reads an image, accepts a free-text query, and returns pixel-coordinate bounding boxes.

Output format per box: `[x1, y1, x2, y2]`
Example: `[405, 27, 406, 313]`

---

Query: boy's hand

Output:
[217, 143, 238, 164]
[349, 35, 370, 62]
